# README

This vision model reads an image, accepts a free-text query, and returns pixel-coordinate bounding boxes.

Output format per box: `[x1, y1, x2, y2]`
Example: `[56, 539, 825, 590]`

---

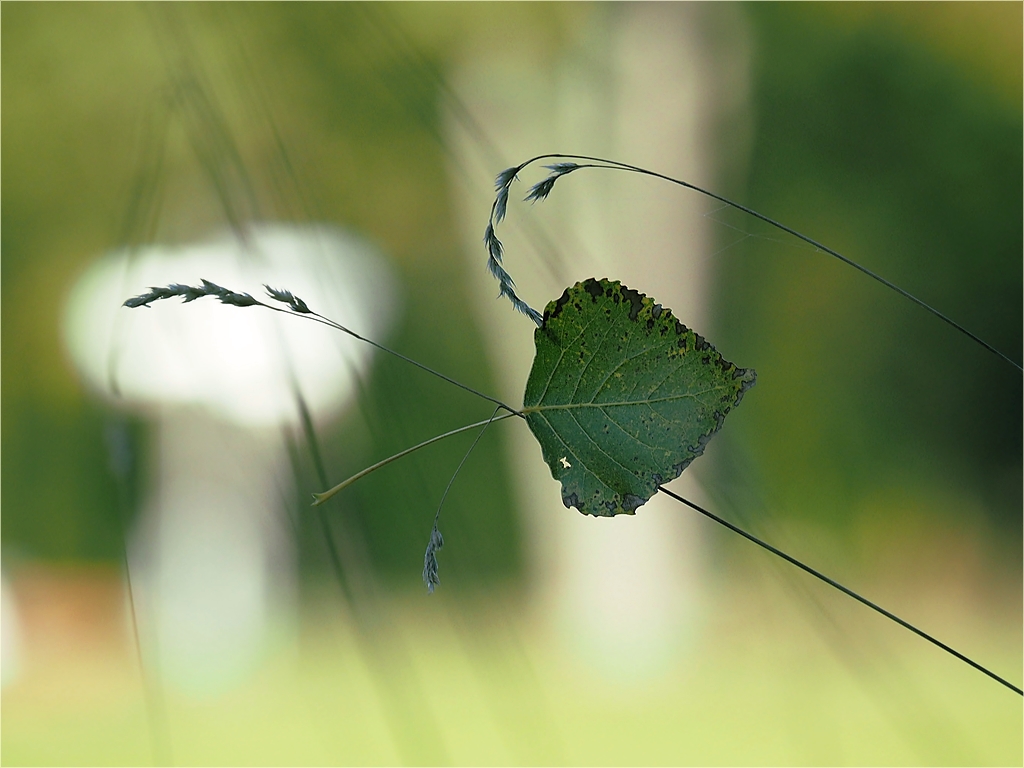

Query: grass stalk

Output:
[487, 153, 1023, 372]
[658, 484, 1023, 696]
[312, 411, 516, 507]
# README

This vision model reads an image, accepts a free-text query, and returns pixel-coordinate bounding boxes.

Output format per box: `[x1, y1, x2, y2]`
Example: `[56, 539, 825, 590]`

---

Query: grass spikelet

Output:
[494, 185, 510, 224]
[419, 405, 505, 593]
[422, 525, 444, 594]
[494, 165, 520, 190]
[524, 162, 579, 203]
[264, 284, 311, 314]
[122, 280, 257, 309]
[484, 164, 543, 326]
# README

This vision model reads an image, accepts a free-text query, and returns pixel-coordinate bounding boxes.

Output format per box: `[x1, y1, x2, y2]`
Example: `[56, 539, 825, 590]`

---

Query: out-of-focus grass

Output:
[3, 563, 1020, 766]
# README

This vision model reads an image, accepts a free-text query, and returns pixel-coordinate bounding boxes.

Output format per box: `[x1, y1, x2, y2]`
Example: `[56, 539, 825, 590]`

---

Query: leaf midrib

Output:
[523, 386, 727, 413]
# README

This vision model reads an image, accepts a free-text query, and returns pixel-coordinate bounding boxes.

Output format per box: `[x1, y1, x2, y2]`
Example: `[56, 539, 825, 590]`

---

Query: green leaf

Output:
[522, 278, 756, 517]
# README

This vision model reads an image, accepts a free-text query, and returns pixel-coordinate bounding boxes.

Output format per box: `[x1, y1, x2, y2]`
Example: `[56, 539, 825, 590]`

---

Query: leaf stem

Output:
[312, 412, 517, 506]
[657, 484, 1023, 697]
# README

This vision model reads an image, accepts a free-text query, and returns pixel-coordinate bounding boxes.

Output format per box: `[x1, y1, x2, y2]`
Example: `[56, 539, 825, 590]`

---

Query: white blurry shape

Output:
[65, 223, 396, 427]
[129, 409, 293, 695]
[1, 573, 21, 688]
[63, 223, 396, 694]
[447, 5, 751, 681]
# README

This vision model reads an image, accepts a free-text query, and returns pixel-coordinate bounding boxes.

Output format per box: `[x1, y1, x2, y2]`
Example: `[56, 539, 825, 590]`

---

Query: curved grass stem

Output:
[492, 153, 1022, 373]
[261, 302, 524, 417]
[311, 411, 517, 506]
[124, 281, 525, 417]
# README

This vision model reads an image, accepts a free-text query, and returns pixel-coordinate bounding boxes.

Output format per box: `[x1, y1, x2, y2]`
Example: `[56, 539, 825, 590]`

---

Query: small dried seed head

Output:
[524, 175, 557, 203]
[124, 280, 261, 310]
[494, 185, 510, 224]
[422, 525, 445, 594]
[494, 165, 519, 190]
[264, 285, 311, 314]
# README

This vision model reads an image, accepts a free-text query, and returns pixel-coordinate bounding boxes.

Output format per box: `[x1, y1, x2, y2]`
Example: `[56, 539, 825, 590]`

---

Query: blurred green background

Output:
[2, 3, 1020, 765]
[714, 3, 1022, 548]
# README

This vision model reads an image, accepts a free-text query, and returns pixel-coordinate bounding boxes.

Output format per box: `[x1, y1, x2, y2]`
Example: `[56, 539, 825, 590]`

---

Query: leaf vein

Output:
[597, 405, 663, 454]
[592, 334, 679, 403]
[563, 408, 638, 480]
[568, 315, 620, 403]
[537, 310, 605, 405]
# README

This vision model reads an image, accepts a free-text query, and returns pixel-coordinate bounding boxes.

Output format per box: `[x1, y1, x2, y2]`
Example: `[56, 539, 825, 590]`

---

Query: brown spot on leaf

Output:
[620, 286, 644, 321]
[546, 286, 574, 322]
[622, 494, 645, 513]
